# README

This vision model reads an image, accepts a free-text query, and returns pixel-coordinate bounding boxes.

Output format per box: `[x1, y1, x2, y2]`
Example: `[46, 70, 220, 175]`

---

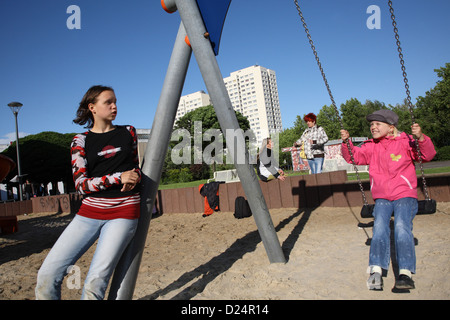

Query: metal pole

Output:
[108, 22, 192, 300]
[13, 111, 23, 201]
[175, 0, 286, 264]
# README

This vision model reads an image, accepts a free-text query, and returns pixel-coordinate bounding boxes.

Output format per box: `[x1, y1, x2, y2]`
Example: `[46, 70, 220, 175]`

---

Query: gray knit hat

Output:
[366, 109, 399, 126]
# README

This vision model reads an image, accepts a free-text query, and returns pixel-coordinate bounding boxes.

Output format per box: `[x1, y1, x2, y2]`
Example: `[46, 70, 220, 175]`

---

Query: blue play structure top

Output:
[196, 0, 232, 55]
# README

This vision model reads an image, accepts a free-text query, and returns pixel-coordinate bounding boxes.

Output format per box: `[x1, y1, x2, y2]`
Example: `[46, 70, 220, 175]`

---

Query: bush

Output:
[162, 168, 194, 184]
[189, 164, 211, 180]
[434, 145, 450, 161]
[165, 169, 181, 184]
[178, 168, 193, 183]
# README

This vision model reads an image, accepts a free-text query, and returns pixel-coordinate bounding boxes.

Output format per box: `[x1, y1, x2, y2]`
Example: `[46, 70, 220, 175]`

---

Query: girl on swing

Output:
[340, 109, 435, 291]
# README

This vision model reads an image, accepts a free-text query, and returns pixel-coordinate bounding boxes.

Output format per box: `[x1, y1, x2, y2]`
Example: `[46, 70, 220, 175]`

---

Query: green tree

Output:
[174, 105, 250, 135]
[340, 98, 366, 137]
[317, 104, 341, 140]
[293, 114, 308, 133]
[2, 131, 76, 191]
[278, 127, 301, 168]
[415, 63, 450, 148]
[162, 105, 251, 183]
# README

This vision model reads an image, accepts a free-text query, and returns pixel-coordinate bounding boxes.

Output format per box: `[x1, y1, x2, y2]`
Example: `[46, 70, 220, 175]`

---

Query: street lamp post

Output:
[7, 102, 23, 201]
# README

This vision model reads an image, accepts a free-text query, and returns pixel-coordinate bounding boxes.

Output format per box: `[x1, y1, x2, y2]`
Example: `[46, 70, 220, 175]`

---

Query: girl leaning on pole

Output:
[35, 85, 141, 299]
[340, 109, 436, 291]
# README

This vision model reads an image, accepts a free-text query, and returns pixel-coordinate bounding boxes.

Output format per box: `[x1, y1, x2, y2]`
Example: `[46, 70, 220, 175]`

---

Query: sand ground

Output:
[1, 203, 449, 300]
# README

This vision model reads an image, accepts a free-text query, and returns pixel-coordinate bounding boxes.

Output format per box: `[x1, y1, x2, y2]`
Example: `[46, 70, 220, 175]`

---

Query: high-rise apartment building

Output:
[174, 65, 283, 145]
[224, 65, 283, 144]
[175, 90, 212, 121]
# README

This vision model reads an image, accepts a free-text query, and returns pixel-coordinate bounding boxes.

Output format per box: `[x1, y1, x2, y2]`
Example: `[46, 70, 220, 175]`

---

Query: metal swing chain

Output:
[388, 0, 430, 200]
[293, 0, 369, 205]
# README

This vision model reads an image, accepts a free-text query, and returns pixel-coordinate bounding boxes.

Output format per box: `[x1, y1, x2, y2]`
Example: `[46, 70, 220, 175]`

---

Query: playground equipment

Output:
[106, 0, 436, 300]
[108, 0, 286, 300]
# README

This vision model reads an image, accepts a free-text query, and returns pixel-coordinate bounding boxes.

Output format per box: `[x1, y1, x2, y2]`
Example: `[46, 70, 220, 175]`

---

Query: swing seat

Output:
[418, 199, 437, 215]
[255, 165, 269, 183]
[258, 173, 269, 182]
[360, 204, 374, 218]
[360, 199, 437, 218]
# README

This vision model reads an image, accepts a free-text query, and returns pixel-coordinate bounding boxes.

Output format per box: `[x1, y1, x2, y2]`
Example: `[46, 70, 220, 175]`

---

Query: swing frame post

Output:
[109, 0, 285, 300]
[108, 22, 192, 300]
[174, 0, 286, 265]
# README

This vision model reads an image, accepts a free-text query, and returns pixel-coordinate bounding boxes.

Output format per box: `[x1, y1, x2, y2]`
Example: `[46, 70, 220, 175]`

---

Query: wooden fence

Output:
[1, 171, 449, 217]
[158, 171, 450, 214]
[0, 194, 81, 217]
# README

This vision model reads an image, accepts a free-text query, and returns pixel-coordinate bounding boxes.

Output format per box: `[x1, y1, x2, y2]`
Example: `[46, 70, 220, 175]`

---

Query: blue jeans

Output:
[369, 198, 418, 273]
[308, 157, 324, 174]
[35, 215, 138, 300]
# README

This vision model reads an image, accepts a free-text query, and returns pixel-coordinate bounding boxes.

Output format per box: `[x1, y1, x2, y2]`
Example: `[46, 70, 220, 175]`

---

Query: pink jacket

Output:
[341, 132, 436, 201]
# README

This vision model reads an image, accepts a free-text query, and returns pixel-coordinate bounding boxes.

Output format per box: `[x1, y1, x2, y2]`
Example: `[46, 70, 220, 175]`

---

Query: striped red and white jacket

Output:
[71, 125, 141, 220]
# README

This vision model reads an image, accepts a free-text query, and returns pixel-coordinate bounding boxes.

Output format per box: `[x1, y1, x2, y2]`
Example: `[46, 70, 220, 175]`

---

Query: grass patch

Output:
[346, 166, 450, 181]
[158, 179, 209, 190]
[158, 166, 450, 189]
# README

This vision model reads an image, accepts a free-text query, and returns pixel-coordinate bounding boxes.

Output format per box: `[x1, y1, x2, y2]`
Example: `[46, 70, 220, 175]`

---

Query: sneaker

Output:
[395, 274, 415, 290]
[367, 272, 383, 290]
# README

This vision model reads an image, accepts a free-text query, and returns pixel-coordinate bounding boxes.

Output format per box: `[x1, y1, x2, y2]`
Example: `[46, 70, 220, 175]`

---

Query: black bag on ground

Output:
[234, 196, 252, 219]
